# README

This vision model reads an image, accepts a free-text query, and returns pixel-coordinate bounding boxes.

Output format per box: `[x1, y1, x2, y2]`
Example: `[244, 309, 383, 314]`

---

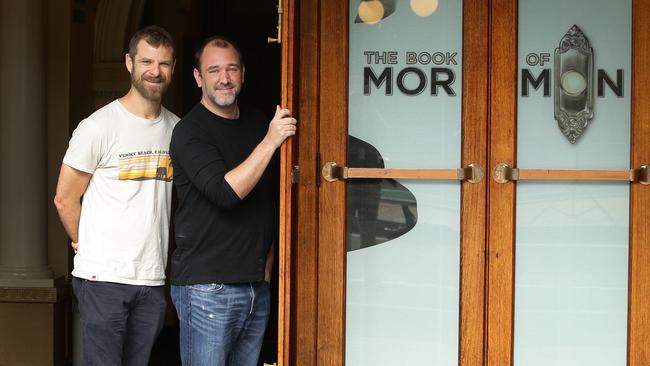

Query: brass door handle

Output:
[492, 163, 649, 184]
[321, 162, 484, 183]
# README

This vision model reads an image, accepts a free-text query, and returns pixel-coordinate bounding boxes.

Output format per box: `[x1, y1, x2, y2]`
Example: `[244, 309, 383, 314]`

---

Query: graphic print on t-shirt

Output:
[118, 151, 173, 181]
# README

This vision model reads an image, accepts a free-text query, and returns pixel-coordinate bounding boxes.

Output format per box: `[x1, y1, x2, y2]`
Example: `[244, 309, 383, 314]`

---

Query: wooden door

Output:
[488, 1, 650, 366]
[289, 0, 650, 365]
[293, 1, 488, 365]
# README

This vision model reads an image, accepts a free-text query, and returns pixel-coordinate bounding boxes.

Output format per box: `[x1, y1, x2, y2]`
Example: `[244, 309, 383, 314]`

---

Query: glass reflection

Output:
[354, 0, 396, 24]
[347, 135, 418, 252]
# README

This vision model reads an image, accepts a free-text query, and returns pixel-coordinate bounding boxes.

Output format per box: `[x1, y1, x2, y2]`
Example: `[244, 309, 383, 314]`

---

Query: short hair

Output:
[194, 35, 244, 72]
[128, 25, 175, 59]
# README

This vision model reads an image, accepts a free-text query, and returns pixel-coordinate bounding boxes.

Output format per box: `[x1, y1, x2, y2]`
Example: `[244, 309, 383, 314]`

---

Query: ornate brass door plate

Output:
[554, 25, 594, 144]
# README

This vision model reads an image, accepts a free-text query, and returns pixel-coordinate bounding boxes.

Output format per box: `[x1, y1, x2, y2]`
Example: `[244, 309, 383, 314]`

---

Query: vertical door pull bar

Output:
[493, 163, 649, 184]
[321, 162, 484, 183]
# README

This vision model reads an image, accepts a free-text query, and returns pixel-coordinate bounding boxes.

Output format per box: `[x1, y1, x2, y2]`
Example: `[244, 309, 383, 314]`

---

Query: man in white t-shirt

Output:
[54, 25, 179, 366]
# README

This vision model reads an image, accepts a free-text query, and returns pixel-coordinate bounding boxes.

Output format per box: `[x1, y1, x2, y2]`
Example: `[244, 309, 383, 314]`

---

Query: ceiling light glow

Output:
[410, 0, 439, 17]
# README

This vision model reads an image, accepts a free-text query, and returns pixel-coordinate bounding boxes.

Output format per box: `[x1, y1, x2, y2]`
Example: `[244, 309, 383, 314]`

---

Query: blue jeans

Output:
[72, 277, 166, 366]
[171, 281, 270, 366]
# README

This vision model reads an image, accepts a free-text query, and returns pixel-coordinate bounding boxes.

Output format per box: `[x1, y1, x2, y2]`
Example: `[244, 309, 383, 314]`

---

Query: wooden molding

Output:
[460, 1, 489, 366]
[317, 0, 348, 364]
[278, 0, 297, 365]
[291, 0, 321, 365]
[487, 0, 518, 365]
[629, 0, 650, 364]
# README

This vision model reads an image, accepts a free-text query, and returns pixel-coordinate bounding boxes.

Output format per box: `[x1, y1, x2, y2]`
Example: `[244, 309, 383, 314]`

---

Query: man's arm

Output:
[53, 164, 92, 250]
[225, 106, 296, 199]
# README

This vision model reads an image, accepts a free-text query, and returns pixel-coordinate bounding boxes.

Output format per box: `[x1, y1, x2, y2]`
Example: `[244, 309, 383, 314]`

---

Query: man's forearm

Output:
[54, 200, 81, 243]
[54, 164, 92, 245]
[225, 106, 296, 200]
[224, 140, 276, 199]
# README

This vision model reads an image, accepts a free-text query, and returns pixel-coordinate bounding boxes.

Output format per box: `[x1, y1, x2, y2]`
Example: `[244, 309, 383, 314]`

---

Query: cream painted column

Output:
[0, 0, 53, 286]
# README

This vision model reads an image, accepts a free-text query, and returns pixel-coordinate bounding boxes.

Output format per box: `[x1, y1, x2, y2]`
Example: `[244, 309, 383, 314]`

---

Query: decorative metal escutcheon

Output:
[492, 163, 518, 184]
[459, 163, 485, 184]
[635, 165, 650, 185]
[321, 162, 348, 182]
[554, 25, 594, 144]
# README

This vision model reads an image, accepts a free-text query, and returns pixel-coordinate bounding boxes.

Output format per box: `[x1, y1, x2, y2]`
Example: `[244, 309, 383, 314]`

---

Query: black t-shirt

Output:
[169, 103, 277, 285]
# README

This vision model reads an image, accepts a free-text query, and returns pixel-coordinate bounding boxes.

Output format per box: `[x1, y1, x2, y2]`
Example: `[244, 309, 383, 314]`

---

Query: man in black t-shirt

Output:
[169, 35, 296, 366]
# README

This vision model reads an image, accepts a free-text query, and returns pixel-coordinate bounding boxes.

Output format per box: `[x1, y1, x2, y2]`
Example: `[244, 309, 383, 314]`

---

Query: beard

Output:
[206, 83, 241, 108]
[132, 73, 169, 102]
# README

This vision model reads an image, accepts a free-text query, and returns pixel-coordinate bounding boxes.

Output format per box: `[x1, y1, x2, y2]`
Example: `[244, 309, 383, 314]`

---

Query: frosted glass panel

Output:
[516, 1, 631, 365]
[346, 1, 463, 365]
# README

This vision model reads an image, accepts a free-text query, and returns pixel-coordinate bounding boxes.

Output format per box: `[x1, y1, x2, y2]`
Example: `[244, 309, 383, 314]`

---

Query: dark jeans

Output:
[72, 276, 166, 366]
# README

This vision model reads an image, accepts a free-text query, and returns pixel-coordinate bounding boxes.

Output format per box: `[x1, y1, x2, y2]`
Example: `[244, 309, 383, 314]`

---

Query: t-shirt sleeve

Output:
[165, 108, 181, 126]
[170, 122, 241, 210]
[62, 119, 104, 174]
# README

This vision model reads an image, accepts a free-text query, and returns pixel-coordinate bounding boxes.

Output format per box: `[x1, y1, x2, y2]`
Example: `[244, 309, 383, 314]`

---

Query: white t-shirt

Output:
[63, 100, 179, 286]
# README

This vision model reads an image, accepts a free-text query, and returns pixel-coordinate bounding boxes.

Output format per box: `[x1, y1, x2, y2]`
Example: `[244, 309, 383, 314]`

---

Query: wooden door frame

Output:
[487, 1, 650, 365]
[460, 1, 490, 365]
[289, 0, 321, 365]
[486, 0, 517, 365]
[316, 0, 348, 363]
[279, 0, 297, 365]
[625, 1, 650, 364]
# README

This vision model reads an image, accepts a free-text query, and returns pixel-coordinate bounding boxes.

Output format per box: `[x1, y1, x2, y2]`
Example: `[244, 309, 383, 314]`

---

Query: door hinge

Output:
[291, 165, 300, 184]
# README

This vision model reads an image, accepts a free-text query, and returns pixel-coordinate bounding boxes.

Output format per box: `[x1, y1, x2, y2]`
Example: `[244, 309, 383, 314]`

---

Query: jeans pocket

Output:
[188, 283, 225, 293]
